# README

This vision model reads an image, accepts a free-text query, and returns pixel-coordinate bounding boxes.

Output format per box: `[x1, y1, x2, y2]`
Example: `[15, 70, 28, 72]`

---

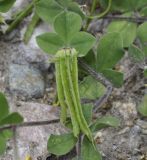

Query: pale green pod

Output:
[59, 49, 80, 137]
[55, 53, 67, 124]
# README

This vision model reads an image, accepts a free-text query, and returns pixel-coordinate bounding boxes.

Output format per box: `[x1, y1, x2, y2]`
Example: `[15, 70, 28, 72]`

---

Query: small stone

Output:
[8, 64, 45, 98]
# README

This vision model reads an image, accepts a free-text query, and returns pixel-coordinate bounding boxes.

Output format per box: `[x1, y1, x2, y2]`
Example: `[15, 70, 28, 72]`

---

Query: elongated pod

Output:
[55, 53, 67, 124]
[59, 50, 80, 137]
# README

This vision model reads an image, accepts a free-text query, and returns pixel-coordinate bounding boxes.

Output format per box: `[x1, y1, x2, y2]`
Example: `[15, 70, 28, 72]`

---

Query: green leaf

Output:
[79, 76, 106, 100]
[0, 134, 6, 155]
[35, 0, 63, 24]
[36, 0, 84, 24]
[36, 32, 64, 54]
[70, 32, 96, 57]
[102, 69, 124, 87]
[97, 32, 124, 71]
[55, 0, 72, 6]
[138, 95, 147, 117]
[137, 22, 147, 54]
[82, 104, 93, 124]
[140, 6, 147, 16]
[90, 116, 120, 132]
[128, 44, 145, 62]
[66, 2, 85, 18]
[107, 20, 137, 47]
[0, 0, 15, 13]
[47, 133, 77, 156]
[54, 11, 82, 43]
[0, 113, 23, 126]
[0, 92, 9, 121]
[1, 130, 13, 140]
[81, 137, 102, 160]
[137, 22, 147, 42]
[144, 69, 147, 78]
[99, 0, 147, 12]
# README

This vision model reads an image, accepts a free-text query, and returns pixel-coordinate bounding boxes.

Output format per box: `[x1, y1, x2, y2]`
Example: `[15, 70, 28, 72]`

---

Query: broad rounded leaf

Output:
[81, 137, 102, 160]
[137, 22, 147, 42]
[47, 133, 77, 156]
[0, 112, 23, 126]
[54, 11, 82, 43]
[137, 22, 147, 54]
[36, 32, 64, 54]
[0, 0, 16, 12]
[79, 76, 106, 100]
[102, 69, 124, 88]
[97, 32, 124, 71]
[128, 45, 145, 62]
[91, 116, 120, 132]
[107, 21, 137, 47]
[0, 134, 6, 155]
[138, 95, 147, 117]
[1, 130, 13, 140]
[0, 92, 9, 121]
[35, 0, 63, 24]
[70, 32, 96, 57]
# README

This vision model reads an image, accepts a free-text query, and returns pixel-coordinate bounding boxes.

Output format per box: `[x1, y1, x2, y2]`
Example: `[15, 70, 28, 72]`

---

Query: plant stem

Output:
[23, 12, 40, 44]
[84, 0, 112, 30]
[88, 0, 112, 19]
[6, 1, 34, 33]
[0, 119, 60, 132]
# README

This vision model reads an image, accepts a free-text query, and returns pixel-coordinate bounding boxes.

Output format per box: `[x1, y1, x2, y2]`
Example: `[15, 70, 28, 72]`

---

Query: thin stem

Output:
[87, 0, 112, 19]
[102, 15, 147, 23]
[90, 0, 97, 15]
[0, 119, 60, 132]
[23, 12, 40, 44]
[76, 134, 82, 160]
[6, 1, 34, 33]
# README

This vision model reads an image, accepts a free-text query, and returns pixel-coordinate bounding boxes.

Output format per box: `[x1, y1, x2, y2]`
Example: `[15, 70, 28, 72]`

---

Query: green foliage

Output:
[35, 0, 84, 24]
[0, 0, 16, 13]
[82, 104, 93, 124]
[37, 11, 96, 57]
[0, 92, 23, 155]
[0, 134, 6, 155]
[54, 11, 82, 43]
[128, 45, 145, 62]
[81, 137, 102, 160]
[90, 116, 120, 132]
[47, 133, 77, 156]
[102, 69, 124, 88]
[36, 33, 64, 54]
[97, 32, 124, 71]
[137, 22, 147, 54]
[107, 18, 137, 47]
[99, 0, 147, 12]
[138, 95, 147, 117]
[79, 76, 106, 100]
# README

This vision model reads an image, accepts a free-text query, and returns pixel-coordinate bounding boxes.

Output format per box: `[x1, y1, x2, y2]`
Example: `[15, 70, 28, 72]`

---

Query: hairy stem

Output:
[6, 1, 34, 33]
[23, 12, 40, 44]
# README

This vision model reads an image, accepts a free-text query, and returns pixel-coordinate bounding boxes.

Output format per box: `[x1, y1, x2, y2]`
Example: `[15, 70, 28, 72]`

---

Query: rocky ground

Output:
[0, 1, 147, 160]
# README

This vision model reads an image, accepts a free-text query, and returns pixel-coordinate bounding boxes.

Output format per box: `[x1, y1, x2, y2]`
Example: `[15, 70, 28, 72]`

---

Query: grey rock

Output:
[1, 101, 64, 160]
[8, 64, 45, 98]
